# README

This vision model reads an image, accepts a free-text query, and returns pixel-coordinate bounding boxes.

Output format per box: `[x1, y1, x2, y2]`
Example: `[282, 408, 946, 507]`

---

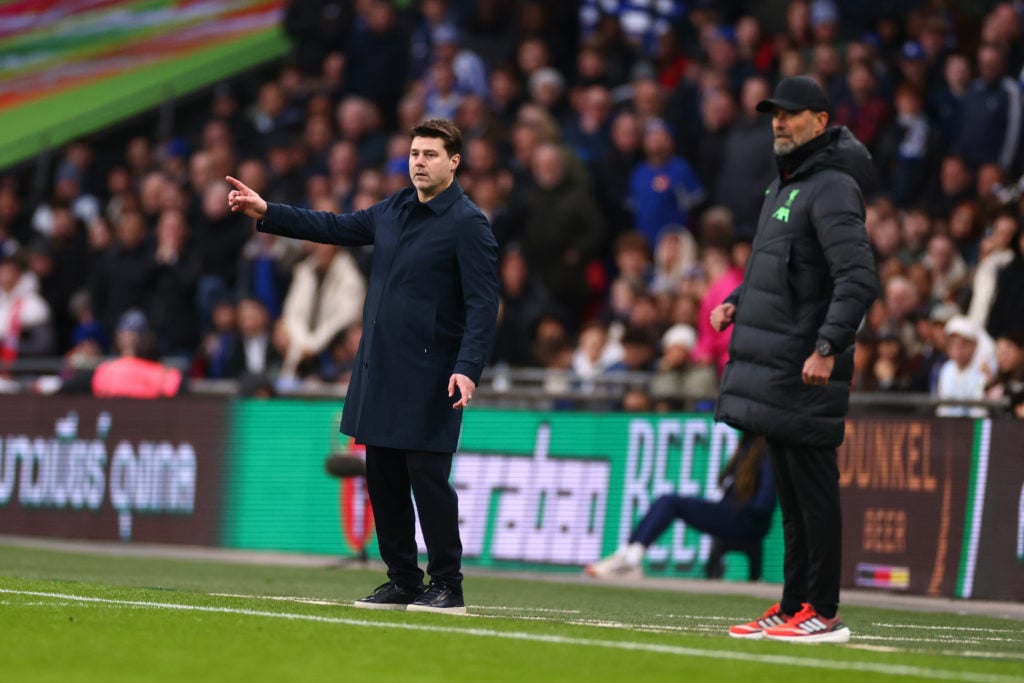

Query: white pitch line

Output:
[209, 593, 344, 606]
[208, 592, 581, 614]
[4, 589, 1023, 683]
[473, 605, 582, 614]
[872, 623, 1023, 635]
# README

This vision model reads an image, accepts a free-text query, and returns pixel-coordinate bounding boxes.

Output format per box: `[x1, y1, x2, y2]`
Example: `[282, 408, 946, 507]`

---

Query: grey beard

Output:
[774, 139, 797, 155]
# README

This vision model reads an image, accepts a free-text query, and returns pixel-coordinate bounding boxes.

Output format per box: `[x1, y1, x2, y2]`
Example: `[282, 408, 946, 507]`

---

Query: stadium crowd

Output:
[0, 0, 1022, 415]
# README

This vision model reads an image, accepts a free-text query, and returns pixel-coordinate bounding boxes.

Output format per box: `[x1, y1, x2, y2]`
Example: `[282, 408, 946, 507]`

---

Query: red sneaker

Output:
[728, 603, 791, 639]
[763, 603, 851, 643]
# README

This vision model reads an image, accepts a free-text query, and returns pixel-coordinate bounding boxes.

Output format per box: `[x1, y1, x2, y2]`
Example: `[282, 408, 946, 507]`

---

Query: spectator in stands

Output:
[868, 210, 903, 263]
[985, 221, 1024, 340]
[908, 302, 953, 393]
[949, 200, 986, 266]
[986, 330, 1024, 418]
[407, 0, 453, 82]
[851, 328, 878, 392]
[629, 118, 705, 249]
[318, 323, 361, 385]
[929, 52, 970, 144]
[620, 383, 654, 411]
[832, 60, 890, 153]
[922, 233, 969, 304]
[33, 165, 100, 238]
[460, 0, 516, 72]
[873, 83, 944, 209]
[491, 244, 558, 368]
[579, 0, 682, 61]
[300, 113, 335, 177]
[486, 65, 525, 130]
[650, 323, 718, 411]
[519, 143, 607, 330]
[591, 110, 642, 240]
[65, 289, 105, 356]
[563, 84, 613, 165]
[282, 0, 353, 76]
[29, 203, 88, 353]
[649, 226, 699, 295]
[607, 325, 657, 373]
[278, 239, 365, 381]
[929, 155, 975, 220]
[193, 181, 252, 332]
[714, 76, 776, 238]
[810, 42, 845, 105]
[454, 94, 496, 147]
[432, 23, 488, 99]
[236, 296, 282, 378]
[954, 42, 1022, 173]
[572, 319, 622, 382]
[693, 88, 738, 201]
[56, 309, 182, 398]
[611, 231, 652, 291]
[423, 61, 464, 122]
[195, 298, 238, 380]
[89, 210, 153, 342]
[344, 0, 408, 120]
[870, 324, 914, 392]
[250, 81, 304, 141]
[585, 432, 774, 580]
[527, 67, 570, 123]
[692, 243, 743, 376]
[0, 180, 31, 248]
[935, 315, 989, 418]
[85, 313, 182, 399]
[880, 274, 921, 353]
[466, 172, 514, 249]
[0, 250, 54, 362]
[148, 209, 200, 358]
[897, 207, 932, 265]
[336, 96, 389, 170]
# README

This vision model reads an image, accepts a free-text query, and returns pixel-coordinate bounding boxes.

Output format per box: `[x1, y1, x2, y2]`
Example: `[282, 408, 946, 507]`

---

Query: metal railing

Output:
[1, 356, 1014, 417]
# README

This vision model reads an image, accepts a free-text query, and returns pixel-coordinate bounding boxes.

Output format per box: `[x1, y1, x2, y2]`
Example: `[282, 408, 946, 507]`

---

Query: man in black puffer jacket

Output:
[711, 76, 878, 644]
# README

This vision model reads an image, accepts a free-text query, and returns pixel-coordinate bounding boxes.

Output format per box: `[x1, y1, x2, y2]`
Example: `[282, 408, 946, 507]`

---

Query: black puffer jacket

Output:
[715, 127, 879, 448]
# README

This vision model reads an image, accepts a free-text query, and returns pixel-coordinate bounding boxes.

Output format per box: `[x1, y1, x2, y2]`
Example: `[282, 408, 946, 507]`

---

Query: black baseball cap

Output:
[756, 76, 830, 114]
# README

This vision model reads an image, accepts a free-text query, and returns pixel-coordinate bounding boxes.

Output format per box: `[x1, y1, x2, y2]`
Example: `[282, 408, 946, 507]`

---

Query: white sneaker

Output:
[584, 553, 643, 580]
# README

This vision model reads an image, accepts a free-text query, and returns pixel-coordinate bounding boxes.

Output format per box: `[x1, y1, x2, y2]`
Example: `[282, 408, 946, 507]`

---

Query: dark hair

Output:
[613, 230, 650, 257]
[409, 119, 462, 157]
[620, 325, 654, 348]
[135, 330, 161, 361]
[720, 433, 767, 505]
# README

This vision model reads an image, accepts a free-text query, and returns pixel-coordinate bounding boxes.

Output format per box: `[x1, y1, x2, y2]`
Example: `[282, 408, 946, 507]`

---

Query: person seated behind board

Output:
[57, 309, 184, 398]
[585, 432, 775, 580]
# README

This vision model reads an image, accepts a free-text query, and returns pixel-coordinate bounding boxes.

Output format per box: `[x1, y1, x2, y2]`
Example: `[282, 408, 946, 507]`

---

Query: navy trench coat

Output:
[259, 180, 499, 453]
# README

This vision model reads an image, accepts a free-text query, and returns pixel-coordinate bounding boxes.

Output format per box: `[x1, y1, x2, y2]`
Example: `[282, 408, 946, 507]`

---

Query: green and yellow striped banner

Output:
[0, 0, 291, 169]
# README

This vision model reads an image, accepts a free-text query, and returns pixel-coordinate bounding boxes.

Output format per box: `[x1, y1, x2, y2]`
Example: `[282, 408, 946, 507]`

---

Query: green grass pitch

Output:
[1, 542, 1022, 683]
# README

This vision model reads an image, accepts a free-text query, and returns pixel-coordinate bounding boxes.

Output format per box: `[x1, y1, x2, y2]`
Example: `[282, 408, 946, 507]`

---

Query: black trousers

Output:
[767, 439, 842, 618]
[364, 445, 462, 589]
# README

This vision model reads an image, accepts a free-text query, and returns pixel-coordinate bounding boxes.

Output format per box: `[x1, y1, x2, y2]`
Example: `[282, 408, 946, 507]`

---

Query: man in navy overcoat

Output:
[227, 119, 499, 614]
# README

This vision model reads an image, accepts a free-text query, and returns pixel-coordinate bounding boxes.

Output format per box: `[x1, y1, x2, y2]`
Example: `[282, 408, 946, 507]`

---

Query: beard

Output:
[773, 137, 797, 155]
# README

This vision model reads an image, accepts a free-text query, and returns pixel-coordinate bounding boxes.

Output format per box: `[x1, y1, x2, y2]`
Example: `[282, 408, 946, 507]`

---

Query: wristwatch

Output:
[815, 337, 834, 357]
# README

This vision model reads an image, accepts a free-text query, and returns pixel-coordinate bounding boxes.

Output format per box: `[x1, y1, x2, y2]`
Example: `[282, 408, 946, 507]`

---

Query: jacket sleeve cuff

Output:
[453, 360, 484, 385]
[256, 203, 283, 232]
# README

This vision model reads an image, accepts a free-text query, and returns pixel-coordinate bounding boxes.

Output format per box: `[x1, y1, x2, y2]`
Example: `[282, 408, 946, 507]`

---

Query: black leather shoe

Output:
[406, 582, 466, 615]
[353, 581, 424, 610]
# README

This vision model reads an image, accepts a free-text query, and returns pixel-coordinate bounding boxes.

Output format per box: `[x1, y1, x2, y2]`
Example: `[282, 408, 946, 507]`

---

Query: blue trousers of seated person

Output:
[629, 495, 770, 547]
